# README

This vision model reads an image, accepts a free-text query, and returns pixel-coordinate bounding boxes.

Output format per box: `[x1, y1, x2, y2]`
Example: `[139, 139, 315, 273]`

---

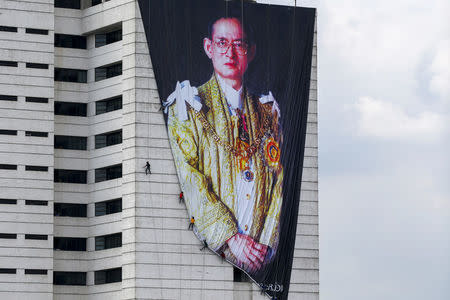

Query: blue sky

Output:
[260, 0, 449, 298]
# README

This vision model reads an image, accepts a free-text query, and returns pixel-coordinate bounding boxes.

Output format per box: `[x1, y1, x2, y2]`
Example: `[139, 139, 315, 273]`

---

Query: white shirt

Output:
[217, 75, 255, 235]
[216, 75, 242, 113]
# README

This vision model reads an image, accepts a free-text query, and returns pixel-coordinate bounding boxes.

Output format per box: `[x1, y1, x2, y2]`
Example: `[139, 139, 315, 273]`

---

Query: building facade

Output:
[0, 0, 318, 299]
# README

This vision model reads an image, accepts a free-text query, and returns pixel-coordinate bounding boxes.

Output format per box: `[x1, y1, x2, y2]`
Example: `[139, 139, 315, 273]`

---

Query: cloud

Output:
[429, 39, 450, 100]
[354, 96, 447, 141]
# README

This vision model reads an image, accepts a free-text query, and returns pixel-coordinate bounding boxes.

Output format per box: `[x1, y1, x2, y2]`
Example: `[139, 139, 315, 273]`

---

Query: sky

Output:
[258, 0, 450, 299]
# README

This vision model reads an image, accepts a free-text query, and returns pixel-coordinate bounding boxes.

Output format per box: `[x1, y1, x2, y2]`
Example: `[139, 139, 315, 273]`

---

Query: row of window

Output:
[54, 30, 122, 49]
[54, 268, 122, 286]
[0, 233, 48, 240]
[95, 63, 122, 81]
[0, 267, 244, 284]
[0, 198, 122, 217]
[0, 164, 48, 171]
[54, 62, 122, 83]
[0, 26, 48, 35]
[54, 198, 122, 217]
[55, 0, 81, 9]
[0, 130, 48, 136]
[54, 130, 122, 150]
[0, 199, 47, 205]
[0, 130, 46, 136]
[0, 95, 47, 103]
[0, 61, 49, 69]
[0, 233, 121, 250]
[0, 269, 47, 275]
[0, 95, 122, 116]
[55, 0, 112, 10]
[4, 63, 123, 85]
[1, 24, 121, 51]
[54, 164, 122, 184]
[0, 268, 122, 286]
[0, 234, 120, 251]
[55, 68, 87, 83]
[54, 233, 122, 251]
[54, 96, 123, 116]
[0, 165, 122, 183]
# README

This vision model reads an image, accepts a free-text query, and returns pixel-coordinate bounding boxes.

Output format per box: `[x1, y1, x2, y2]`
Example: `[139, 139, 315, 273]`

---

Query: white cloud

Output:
[429, 39, 450, 100]
[354, 96, 447, 141]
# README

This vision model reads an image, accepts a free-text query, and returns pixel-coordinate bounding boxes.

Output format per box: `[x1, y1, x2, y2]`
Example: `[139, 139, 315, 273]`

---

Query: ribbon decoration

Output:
[259, 91, 281, 117]
[163, 80, 202, 121]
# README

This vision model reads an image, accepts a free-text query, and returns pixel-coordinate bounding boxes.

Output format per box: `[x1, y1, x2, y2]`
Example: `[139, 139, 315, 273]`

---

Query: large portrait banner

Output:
[138, 0, 315, 298]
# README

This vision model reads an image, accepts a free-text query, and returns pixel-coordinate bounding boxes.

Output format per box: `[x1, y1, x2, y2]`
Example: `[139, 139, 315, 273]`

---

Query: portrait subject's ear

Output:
[203, 38, 213, 59]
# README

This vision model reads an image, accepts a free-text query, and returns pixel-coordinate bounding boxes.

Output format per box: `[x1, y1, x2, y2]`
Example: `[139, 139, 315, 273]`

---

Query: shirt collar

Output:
[216, 74, 242, 111]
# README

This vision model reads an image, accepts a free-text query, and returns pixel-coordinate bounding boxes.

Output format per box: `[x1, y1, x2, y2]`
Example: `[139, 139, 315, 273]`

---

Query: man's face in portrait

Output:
[204, 18, 255, 86]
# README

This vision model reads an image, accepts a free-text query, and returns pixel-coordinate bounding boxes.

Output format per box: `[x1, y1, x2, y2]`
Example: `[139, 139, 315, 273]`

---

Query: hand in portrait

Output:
[227, 233, 269, 273]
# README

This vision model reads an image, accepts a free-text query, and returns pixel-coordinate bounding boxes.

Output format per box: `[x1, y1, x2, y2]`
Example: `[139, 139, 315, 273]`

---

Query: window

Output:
[0, 199, 17, 205]
[54, 135, 87, 150]
[53, 272, 86, 286]
[0, 164, 17, 170]
[25, 131, 48, 137]
[0, 233, 17, 239]
[95, 198, 122, 216]
[92, 0, 102, 6]
[25, 269, 47, 275]
[0, 269, 16, 274]
[0, 130, 17, 135]
[54, 68, 87, 83]
[54, 237, 86, 251]
[95, 62, 122, 81]
[25, 234, 48, 240]
[54, 203, 87, 217]
[95, 233, 122, 250]
[26, 63, 48, 69]
[25, 166, 48, 172]
[95, 29, 122, 47]
[0, 26, 17, 32]
[54, 101, 87, 117]
[25, 200, 48, 206]
[94, 268, 122, 285]
[54, 169, 87, 184]
[233, 267, 250, 282]
[0, 60, 18, 67]
[55, 34, 86, 49]
[25, 28, 48, 35]
[95, 95, 122, 115]
[95, 164, 122, 183]
[26, 97, 48, 103]
[55, 0, 81, 9]
[0, 95, 17, 101]
[95, 130, 122, 149]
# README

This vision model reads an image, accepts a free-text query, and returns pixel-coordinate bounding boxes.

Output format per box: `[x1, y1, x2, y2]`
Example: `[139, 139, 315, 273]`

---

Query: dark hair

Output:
[207, 8, 255, 45]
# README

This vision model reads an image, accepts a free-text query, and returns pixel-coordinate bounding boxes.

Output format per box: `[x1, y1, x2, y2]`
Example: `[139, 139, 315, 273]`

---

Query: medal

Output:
[262, 137, 280, 169]
[242, 169, 254, 182]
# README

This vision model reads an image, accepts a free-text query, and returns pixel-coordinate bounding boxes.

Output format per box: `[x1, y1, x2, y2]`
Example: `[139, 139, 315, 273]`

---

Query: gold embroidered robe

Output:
[167, 75, 283, 253]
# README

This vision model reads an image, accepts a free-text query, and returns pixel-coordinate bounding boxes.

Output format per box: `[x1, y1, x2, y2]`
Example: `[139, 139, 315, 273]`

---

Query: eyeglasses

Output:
[213, 39, 249, 55]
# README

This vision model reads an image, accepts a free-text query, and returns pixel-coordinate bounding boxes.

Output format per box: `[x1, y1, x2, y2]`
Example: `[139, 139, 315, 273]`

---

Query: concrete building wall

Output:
[0, 0, 55, 299]
[53, 1, 132, 299]
[0, 0, 317, 299]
